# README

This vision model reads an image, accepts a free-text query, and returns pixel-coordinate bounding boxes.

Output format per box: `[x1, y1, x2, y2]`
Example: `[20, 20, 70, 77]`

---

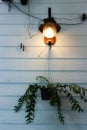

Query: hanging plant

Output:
[14, 76, 87, 124]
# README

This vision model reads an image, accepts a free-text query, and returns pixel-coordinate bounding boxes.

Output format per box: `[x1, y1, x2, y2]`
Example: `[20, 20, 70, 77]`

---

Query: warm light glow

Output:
[43, 27, 56, 38]
[43, 22, 57, 38]
[44, 37, 56, 45]
[38, 7, 61, 45]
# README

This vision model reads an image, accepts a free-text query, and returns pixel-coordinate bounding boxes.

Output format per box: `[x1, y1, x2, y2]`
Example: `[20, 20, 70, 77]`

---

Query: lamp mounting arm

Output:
[44, 7, 58, 24]
[48, 7, 51, 19]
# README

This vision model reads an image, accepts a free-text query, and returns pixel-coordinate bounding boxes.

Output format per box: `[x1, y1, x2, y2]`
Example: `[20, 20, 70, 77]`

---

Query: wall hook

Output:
[20, 43, 25, 52]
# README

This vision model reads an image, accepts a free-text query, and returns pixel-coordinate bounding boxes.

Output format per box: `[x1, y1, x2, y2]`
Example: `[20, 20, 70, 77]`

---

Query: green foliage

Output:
[14, 76, 87, 124]
[48, 86, 64, 124]
[14, 84, 39, 124]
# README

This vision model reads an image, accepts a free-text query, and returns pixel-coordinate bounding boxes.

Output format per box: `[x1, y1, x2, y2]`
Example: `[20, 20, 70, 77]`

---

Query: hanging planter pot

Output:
[20, 0, 28, 5]
[40, 87, 50, 100]
[14, 76, 87, 124]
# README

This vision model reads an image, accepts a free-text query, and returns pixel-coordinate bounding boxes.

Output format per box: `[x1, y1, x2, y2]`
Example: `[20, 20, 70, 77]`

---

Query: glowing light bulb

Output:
[43, 22, 57, 38]
[43, 27, 56, 38]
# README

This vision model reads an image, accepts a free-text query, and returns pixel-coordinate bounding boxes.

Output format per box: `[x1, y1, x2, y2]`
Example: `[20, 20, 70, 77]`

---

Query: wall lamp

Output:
[39, 7, 61, 46]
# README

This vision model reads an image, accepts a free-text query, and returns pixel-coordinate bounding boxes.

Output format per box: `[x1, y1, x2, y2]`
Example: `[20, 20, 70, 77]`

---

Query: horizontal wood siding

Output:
[0, 0, 87, 129]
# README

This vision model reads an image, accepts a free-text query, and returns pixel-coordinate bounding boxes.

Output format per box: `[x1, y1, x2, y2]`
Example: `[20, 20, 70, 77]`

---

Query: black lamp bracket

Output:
[44, 7, 57, 24]
[39, 7, 61, 33]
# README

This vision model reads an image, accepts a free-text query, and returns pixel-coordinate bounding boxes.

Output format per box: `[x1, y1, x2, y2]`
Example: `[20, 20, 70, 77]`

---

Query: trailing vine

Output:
[14, 84, 39, 124]
[14, 76, 87, 124]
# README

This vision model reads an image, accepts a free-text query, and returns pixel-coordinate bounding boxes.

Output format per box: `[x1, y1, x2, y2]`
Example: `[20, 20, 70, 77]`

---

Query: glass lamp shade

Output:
[39, 20, 61, 45]
[44, 37, 56, 45]
[43, 22, 57, 38]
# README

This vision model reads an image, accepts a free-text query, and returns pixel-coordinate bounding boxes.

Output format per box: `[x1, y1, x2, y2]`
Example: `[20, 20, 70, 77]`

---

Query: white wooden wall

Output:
[0, 0, 87, 129]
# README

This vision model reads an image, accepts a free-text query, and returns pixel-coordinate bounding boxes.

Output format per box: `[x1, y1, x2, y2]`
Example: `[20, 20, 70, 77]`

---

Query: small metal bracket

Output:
[82, 14, 87, 21]
[20, 43, 25, 52]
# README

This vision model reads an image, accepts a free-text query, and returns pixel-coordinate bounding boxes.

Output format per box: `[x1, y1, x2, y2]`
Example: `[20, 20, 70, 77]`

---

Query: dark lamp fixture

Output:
[39, 7, 61, 46]
[20, 0, 28, 5]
